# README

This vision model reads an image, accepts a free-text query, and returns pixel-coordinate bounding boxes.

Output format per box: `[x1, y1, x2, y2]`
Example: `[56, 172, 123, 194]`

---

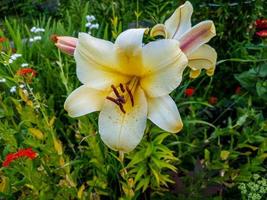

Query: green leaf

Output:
[220, 150, 230, 160]
[149, 164, 160, 186]
[256, 81, 267, 100]
[151, 156, 176, 172]
[236, 114, 248, 126]
[152, 132, 170, 144]
[127, 149, 146, 168]
[204, 149, 210, 162]
[134, 165, 147, 183]
[135, 177, 150, 192]
[144, 143, 154, 157]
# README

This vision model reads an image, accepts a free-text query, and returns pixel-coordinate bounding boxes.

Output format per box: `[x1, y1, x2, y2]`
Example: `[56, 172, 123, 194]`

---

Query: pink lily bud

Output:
[51, 35, 77, 55]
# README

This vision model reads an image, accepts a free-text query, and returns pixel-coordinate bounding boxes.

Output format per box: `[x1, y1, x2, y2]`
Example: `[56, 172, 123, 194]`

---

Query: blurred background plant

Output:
[0, 0, 266, 199]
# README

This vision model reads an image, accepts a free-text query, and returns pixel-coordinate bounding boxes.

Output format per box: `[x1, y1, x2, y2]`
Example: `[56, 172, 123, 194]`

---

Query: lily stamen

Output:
[119, 83, 125, 93]
[106, 96, 121, 106]
[111, 84, 121, 98]
[125, 85, 134, 106]
[106, 96, 126, 113]
[117, 95, 126, 104]
[118, 103, 126, 114]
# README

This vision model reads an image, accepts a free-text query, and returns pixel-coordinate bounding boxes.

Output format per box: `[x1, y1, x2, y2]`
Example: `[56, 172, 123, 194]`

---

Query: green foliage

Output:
[0, 0, 267, 199]
[238, 174, 267, 200]
[235, 64, 267, 101]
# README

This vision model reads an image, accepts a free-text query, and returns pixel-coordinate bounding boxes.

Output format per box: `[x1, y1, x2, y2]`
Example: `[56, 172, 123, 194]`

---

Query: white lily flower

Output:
[151, 1, 217, 78]
[64, 29, 188, 152]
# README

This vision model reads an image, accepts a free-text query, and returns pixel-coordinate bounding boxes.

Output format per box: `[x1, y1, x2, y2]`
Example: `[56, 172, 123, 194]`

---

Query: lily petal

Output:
[179, 20, 216, 55]
[142, 39, 181, 74]
[165, 1, 193, 40]
[188, 44, 217, 78]
[150, 24, 168, 38]
[99, 87, 147, 153]
[148, 95, 183, 133]
[188, 44, 217, 70]
[75, 33, 130, 90]
[206, 67, 216, 76]
[189, 69, 201, 79]
[115, 28, 147, 76]
[140, 51, 188, 97]
[64, 85, 107, 117]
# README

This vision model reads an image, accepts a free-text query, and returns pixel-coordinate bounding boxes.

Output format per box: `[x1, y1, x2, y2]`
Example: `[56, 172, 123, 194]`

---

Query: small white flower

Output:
[30, 27, 36, 32]
[33, 36, 42, 41]
[86, 15, 96, 22]
[85, 22, 92, 28]
[10, 86, 17, 93]
[90, 23, 99, 29]
[35, 28, 45, 33]
[9, 54, 22, 63]
[0, 78, 6, 83]
[29, 38, 34, 42]
[12, 54, 22, 59]
[21, 63, 29, 67]
[19, 84, 25, 88]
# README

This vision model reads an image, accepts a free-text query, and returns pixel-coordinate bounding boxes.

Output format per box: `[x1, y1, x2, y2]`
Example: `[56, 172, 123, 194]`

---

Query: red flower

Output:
[208, 96, 218, 105]
[235, 86, 241, 94]
[256, 19, 267, 29]
[184, 87, 195, 97]
[256, 30, 267, 38]
[16, 68, 37, 77]
[2, 148, 37, 167]
[0, 37, 7, 43]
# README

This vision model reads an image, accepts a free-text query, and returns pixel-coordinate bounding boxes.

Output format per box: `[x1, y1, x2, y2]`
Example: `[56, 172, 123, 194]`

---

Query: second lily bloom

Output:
[151, 1, 217, 78]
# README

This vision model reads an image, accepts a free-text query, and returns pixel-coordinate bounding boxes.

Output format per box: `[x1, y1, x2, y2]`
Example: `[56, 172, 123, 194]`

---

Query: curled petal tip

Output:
[150, 24, 168, 38]
[184, 1, 193, 10]
[209, 21, 216, 35]
[189, 69, 201, 79]
[206, 67, 215, 76]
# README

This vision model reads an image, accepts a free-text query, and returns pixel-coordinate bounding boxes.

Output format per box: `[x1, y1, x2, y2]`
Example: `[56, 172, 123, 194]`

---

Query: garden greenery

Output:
[0, 0, 266, 199]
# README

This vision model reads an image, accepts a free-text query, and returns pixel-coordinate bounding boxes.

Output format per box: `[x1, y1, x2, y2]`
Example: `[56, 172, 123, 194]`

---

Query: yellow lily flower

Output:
[151, 1, 217, 78]
[64, 29, 188, 153]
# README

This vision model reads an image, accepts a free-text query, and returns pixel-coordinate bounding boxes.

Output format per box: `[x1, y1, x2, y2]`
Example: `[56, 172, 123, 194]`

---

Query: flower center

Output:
[106, 77, 139, 114]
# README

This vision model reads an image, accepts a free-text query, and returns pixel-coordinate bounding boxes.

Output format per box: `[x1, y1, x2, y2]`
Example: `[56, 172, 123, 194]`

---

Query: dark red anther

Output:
[106, 96, 121, 106]
[119, 83, 125, 93]
[126, 85, 134, 107]
[111, 85, 120, 98]
[106, 96, 126, 114]
[117, 95, 126, 104]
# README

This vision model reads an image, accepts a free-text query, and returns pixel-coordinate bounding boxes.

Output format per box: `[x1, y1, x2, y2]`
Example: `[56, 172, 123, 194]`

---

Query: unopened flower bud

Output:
[51, 35, 77, 56]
